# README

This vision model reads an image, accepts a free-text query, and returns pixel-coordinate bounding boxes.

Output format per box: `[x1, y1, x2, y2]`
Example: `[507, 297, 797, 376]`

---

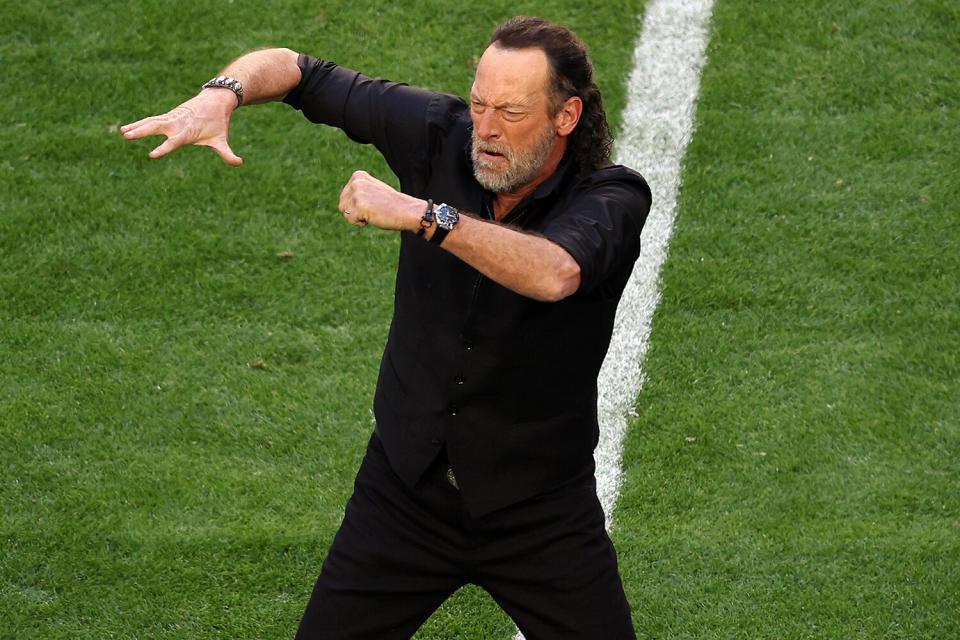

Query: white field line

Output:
[514, 2, 715, 637]
[594, 0, 716, 532]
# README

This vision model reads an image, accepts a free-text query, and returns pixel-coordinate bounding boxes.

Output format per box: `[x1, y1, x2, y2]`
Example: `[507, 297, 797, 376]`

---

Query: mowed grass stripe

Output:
[615, 0, 959, 637]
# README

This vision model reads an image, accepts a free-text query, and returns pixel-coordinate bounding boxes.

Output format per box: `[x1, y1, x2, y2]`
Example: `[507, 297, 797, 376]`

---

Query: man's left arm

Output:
[338, 171, 633, 303]
[439, 214, 581, 302]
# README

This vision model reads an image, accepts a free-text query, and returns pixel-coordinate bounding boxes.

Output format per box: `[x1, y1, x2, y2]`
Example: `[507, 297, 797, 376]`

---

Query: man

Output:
[123, 16, 650, 639]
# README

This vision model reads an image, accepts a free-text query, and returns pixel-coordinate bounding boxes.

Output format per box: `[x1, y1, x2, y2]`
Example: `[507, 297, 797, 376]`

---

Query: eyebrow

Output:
[469, 94, 531, 110]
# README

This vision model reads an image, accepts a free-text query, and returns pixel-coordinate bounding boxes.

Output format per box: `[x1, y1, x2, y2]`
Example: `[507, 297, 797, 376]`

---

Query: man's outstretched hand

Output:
[121, 89, 243, 166]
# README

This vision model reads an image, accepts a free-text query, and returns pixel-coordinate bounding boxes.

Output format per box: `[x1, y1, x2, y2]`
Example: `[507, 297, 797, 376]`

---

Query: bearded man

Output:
[123, 15, 650, 640]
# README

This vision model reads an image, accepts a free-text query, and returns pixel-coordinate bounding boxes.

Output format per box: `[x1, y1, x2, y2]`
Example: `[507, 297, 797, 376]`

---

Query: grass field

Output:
[2, 0, 958, 638]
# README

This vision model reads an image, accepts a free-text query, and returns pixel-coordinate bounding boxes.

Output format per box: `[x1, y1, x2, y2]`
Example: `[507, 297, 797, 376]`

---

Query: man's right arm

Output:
[121, 48, 301, 166]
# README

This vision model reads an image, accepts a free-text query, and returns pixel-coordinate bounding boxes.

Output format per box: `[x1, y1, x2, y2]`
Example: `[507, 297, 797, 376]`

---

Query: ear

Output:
[554, 96, 583, 138]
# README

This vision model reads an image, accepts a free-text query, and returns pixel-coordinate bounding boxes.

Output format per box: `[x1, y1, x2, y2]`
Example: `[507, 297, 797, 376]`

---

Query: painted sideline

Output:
[516, 1, 716, 636]
[595, 0, 717, 532]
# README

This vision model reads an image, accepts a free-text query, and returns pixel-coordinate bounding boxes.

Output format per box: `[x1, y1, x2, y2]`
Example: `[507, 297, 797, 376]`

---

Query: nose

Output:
[473, 108, 501, 142]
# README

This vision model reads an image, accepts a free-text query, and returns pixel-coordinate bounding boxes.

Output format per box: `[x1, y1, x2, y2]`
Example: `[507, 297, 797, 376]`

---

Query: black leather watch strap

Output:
[430, 225, 451, 245]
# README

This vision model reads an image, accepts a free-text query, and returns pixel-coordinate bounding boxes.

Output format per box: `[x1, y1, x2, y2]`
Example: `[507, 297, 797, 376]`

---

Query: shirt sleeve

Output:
[282, 53, 466, 191]
[540, 168, 652, 296]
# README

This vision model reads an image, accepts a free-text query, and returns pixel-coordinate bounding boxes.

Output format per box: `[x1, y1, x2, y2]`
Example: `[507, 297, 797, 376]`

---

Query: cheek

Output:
[513, 116, 553, 145]
[509, 126, 543, 150]
[501, 122, 534, 149]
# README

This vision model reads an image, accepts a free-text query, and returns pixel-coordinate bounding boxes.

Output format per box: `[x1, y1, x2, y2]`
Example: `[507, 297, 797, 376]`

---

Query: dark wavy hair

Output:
[489, 16, 613, 174]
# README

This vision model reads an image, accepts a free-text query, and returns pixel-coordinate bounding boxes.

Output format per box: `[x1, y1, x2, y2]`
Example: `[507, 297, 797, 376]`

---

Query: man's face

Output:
[469, 45, 561, 193]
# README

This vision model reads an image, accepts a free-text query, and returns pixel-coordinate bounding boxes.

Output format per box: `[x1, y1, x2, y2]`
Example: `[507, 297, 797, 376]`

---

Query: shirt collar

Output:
[532, 153, 575, 200]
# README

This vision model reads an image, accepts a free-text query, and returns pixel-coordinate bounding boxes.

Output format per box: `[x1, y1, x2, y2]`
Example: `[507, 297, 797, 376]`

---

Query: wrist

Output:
[412, 198, 433, 235]
[201, 74, 245, 108]
[416, 198, 433, 239]
[199, 86, 242, 113]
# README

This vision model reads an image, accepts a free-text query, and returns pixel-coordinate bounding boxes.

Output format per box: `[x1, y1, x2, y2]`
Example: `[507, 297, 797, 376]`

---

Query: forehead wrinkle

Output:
[472, 45, 550, 112]
[470, 91, 536, 111]
[470, 78, 538, 106]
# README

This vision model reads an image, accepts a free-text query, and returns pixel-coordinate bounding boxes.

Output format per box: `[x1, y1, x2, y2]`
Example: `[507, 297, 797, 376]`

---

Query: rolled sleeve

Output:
[541, 169, 651, 295]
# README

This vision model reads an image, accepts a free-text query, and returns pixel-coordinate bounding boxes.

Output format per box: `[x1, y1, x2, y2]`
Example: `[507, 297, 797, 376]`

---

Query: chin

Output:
[475, 172, 513, 193]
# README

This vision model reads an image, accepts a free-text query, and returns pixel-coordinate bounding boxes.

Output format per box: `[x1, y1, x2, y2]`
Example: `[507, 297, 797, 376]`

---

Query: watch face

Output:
[435, 204, 459, 230]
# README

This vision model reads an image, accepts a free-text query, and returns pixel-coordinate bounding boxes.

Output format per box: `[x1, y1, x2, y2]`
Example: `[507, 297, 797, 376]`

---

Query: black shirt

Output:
[284, 54, 651, 517]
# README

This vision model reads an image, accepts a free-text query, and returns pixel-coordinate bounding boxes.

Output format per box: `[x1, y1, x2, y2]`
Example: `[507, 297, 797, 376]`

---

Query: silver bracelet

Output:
[201, 75, 244, 106]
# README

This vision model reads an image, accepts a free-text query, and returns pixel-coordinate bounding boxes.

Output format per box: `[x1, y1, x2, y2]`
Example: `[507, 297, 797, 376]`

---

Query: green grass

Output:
[2, 0, 958, 638]
[1, 1, 643, 638]
[616, 0, 959, 638]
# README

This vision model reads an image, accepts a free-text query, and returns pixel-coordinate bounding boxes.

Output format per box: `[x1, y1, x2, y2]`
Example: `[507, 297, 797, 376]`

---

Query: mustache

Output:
[472, 136, 511, 158]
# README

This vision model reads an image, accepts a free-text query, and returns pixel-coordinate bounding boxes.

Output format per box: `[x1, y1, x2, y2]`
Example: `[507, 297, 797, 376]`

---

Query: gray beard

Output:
[471, 125, 557, 193]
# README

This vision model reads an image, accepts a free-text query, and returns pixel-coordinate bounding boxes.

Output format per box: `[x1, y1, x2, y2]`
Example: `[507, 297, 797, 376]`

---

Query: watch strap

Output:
[430, 225, 451, 245]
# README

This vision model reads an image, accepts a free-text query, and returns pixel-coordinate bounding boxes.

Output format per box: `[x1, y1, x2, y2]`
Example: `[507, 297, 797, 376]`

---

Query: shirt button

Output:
[454, 376, 465, 385]
[449, 406, 459, 416]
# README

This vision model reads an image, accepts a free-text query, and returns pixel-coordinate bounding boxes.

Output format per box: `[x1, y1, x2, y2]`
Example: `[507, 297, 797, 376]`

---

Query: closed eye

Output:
[470, 99, 528, 122]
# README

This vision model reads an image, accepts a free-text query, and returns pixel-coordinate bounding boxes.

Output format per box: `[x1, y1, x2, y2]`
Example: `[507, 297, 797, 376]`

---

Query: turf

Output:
[2, 0, 957, 638]
[616, 0, 959, 638]
[1, 1, 643, 638]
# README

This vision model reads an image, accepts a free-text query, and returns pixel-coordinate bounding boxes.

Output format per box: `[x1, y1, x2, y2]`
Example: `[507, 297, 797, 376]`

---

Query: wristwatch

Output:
[430, 203, 460, 245]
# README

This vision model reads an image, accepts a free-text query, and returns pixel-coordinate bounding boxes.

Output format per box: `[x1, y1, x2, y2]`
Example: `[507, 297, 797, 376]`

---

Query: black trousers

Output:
[295, 434, 636, 639]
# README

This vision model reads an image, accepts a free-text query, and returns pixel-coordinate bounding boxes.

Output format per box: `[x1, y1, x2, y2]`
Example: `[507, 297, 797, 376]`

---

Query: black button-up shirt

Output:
[284, 55, 651, 517]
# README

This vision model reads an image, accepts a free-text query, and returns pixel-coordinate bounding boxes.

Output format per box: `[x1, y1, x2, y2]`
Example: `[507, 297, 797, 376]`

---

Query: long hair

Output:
[489, 16, 613, 174]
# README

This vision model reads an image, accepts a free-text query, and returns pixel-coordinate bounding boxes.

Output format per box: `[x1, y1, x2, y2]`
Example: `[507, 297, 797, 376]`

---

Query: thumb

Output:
[208, 138, 243, 167]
